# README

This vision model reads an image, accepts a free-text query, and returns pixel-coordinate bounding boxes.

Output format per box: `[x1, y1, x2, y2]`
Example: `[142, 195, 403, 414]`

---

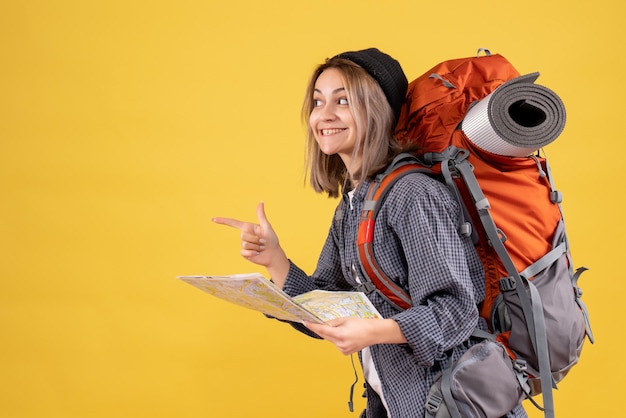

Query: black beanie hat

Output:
[333, 48, 408, 121]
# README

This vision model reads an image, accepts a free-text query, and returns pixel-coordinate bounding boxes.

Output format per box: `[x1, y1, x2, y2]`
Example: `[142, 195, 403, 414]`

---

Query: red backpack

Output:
[354, 50, 593, 417]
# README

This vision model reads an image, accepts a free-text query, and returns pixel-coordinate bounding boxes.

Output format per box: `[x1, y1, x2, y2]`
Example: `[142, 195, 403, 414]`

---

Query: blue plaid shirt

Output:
[282, 172, 527, 418]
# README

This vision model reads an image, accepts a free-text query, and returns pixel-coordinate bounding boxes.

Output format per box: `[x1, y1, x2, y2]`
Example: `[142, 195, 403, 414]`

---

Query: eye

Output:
[338, 97, 349, 105]
[313, 99, 323, 107]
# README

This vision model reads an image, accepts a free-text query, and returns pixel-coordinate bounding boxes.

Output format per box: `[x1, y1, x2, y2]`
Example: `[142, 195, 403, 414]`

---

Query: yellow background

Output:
[1, 1, 622, 417]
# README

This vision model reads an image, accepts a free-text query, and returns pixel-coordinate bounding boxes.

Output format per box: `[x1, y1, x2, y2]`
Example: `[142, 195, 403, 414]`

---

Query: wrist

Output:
[266, 250, 290, 288]
[373, 318, 407, 345]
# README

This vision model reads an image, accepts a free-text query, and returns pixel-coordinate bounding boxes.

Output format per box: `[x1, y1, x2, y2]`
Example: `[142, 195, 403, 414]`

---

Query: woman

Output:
[213, 48, 526, 417]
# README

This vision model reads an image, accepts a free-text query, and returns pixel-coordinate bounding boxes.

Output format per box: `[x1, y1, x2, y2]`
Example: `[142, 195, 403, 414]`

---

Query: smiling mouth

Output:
[320, 128, 346, 136]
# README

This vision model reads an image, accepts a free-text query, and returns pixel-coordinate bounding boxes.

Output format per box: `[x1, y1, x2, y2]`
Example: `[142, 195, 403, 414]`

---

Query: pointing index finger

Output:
[212, 217, 250, 231]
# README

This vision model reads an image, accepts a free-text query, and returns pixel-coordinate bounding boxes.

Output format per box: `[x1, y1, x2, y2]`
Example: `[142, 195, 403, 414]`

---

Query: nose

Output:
[317, 102, 337, 121]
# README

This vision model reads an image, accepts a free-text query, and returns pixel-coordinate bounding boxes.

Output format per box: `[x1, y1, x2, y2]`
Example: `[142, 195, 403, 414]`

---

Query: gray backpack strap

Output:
[519, 242, 566, 280]
[440, 358, 463, 418]
[573, 266, 594, 343]
[423, 148, 473, 237]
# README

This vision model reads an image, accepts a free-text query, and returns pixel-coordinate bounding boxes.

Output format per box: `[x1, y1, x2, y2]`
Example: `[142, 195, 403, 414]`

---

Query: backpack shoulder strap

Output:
[356, 153, 432, 311]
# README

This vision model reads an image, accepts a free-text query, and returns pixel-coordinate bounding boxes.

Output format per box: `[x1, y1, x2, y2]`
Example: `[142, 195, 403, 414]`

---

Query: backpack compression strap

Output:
[356, 153, 433, 311]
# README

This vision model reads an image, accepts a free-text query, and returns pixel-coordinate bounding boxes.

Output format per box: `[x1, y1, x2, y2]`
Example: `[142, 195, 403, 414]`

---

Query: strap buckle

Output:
[356, 279, 377, 295]
[499, 276, 517, 292]
[425, 391, 443, 414]
[513, 359, 528, 373]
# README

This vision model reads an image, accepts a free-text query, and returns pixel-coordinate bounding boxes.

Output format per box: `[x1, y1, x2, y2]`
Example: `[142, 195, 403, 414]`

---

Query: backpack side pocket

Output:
[425, 340, 526, 418]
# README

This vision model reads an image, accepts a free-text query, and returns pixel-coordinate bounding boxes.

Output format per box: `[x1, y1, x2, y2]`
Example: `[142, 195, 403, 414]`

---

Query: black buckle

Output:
[500, 276, 516, 292]
[356, 279, 377, 295]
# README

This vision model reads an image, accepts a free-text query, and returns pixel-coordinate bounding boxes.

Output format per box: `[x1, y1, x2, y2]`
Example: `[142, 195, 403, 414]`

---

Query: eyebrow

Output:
[313, 87, 346, 95]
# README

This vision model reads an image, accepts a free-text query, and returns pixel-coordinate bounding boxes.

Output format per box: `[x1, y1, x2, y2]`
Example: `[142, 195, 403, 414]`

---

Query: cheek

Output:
[308, 112, 318, 132]
[341, 109, 356, 127]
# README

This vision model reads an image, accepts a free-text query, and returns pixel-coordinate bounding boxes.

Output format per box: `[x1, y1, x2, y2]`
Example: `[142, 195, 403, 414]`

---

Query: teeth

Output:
[321, 128, 345, 135]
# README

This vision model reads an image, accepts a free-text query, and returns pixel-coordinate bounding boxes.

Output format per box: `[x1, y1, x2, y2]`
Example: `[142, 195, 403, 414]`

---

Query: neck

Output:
[341, 155, 361, 184]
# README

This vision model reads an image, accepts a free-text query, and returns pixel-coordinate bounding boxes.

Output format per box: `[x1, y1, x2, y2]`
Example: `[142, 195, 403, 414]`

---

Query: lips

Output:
[320, 128, 347, 136]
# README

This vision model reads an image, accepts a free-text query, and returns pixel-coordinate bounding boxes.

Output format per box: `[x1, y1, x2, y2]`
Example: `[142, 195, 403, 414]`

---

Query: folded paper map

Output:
[178, 273, 382, 324]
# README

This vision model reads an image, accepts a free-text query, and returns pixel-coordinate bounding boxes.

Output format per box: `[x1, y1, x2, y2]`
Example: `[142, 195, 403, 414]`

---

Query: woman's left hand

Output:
[304, 317, 406, 355]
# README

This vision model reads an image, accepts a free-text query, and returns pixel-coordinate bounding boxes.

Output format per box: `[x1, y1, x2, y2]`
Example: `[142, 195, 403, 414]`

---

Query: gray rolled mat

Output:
[461, 72, 566, 157]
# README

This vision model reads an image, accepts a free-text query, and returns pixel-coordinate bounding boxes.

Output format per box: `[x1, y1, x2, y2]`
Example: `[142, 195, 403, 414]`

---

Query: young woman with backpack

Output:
[213, 48, 527, 418]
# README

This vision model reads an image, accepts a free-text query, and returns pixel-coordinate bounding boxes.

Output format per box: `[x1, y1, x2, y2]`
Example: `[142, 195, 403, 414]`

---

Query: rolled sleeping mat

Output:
[460, 72, 566, 157]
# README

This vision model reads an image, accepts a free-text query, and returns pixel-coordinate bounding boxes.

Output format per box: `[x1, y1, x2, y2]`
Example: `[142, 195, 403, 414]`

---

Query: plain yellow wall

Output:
[1, 1, 622, 417]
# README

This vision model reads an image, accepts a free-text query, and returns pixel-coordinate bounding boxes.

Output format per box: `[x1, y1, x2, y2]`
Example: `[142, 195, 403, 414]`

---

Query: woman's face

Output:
[309, 68, 359, 168]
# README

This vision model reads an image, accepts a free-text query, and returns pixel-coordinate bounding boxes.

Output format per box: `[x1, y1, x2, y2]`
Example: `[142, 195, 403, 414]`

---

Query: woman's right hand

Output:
[212, 202, 290, 286]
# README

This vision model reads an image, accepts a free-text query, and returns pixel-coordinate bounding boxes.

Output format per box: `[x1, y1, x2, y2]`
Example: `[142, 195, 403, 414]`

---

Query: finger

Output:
[303, 321, 321, 332]
[305, 319, 343, 329]
[304, 321, 334, 339]
[241, 240, 264, 252]
[241, 248, 261, 259]
[212, 217, 250, 231]
[304, 322, 353, 354]
[325, 317, 348, 327]
[241, 229, 264, 244]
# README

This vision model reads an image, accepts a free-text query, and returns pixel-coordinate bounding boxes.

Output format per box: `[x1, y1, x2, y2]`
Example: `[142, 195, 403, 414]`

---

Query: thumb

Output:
[325, 317, 348, 327]
[256, 201, 271, 230]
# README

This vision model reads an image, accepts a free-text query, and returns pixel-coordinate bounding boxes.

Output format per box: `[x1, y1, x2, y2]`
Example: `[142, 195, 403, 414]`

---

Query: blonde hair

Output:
[302, 58, 407, 198]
